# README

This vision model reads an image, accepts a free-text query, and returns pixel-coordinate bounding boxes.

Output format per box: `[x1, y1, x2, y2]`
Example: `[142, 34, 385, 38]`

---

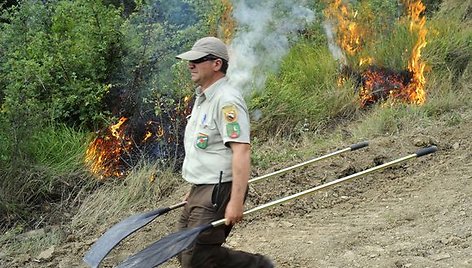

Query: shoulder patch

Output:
[226, 122, 241, 138]
[222, 104, 238, 123]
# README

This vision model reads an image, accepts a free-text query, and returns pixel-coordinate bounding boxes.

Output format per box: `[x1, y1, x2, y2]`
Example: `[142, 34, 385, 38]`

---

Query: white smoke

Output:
[227, 0, 315, 96]
[322, 20, 347, 65]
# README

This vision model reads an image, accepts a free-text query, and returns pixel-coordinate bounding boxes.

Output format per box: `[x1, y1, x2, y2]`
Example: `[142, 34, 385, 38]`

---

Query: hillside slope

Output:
[3, 105, 470, 268]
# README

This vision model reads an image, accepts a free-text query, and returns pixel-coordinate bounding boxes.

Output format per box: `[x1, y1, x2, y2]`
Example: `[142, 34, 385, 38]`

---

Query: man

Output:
[175, 36, 273, 268]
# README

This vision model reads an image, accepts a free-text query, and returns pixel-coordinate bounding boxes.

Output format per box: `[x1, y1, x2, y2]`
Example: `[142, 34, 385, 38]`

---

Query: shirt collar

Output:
[195, 77, 227, 101]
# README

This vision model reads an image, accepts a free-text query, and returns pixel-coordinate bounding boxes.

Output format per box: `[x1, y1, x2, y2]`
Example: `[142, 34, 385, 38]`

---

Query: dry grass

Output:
[71, 162, 181, 234]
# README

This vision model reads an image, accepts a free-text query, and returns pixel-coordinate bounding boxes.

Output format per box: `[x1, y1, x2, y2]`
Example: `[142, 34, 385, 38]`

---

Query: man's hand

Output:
[182, 191, 190, 202]
[224, 199, 244, 225]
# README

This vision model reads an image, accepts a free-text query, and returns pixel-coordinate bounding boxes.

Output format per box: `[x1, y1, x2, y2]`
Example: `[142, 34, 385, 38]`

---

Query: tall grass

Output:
[363, 23, 415, 71]
[27, 124, 90, 173]
[351, 104, 431, 139]
[0, 124, 92, 229]
[250, 40, 358, 137]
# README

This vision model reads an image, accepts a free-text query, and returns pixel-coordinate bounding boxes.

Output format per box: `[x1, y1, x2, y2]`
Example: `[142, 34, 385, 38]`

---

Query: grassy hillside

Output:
[0, 0, 470, 266]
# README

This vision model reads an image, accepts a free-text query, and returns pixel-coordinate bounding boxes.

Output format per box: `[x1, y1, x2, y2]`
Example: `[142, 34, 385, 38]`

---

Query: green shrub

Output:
[0, 0, 123, 128]
[425, 15, 471, 87]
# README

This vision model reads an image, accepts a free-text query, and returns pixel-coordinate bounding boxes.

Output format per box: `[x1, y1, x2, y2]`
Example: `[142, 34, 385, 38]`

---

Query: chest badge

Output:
[196, 133, 209, 149]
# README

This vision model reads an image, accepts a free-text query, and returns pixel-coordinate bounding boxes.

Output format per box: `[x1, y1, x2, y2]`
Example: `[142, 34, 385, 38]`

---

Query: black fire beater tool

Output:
[116, 146, 437, 268]
[83, 141, 369, 268]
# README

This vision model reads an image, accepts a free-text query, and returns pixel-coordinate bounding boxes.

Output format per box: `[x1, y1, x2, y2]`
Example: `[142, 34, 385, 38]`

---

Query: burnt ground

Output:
[1, 108, 471, 268]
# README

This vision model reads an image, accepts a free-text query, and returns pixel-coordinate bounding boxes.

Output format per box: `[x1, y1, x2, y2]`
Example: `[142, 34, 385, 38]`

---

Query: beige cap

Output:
[176, 37, 229, 62]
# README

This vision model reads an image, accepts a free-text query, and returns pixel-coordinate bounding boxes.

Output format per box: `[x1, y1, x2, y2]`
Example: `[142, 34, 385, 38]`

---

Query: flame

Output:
[404, 0, 427, 105]
[143, 131, 152, 141]
[359, 56, 374, 67]
[359, 67, 411, 107]
[358, 0, 429, 110]
[85, 117, 132, 178]
[156, 125, 164, 138]
[221, 0, 235, 42]
[324, 0, 364, 56]
[110, 117, 127, 138]
[208, 0, 235, 43]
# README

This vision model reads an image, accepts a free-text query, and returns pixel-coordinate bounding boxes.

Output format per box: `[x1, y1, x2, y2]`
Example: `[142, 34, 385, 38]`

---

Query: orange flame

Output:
[221, 0, 235, 42]
[404, 0, 427, 105]
[110, 117, 127, 138]
[143, 131, 152, 142]
[324, 0, 364, 56]
[85, 95, 193, 179]
[358, 67, 411, 107]
[359, 56, 374, 67]
[85, 117, 132, 178]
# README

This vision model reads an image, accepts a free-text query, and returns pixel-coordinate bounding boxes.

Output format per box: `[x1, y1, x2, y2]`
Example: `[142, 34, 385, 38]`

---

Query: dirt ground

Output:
[2, 108, 471, 268]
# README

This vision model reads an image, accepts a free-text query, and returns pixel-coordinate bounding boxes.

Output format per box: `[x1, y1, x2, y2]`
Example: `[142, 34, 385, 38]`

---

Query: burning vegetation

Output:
[326, 0, 428, 107]
[85, 95, 192, 179]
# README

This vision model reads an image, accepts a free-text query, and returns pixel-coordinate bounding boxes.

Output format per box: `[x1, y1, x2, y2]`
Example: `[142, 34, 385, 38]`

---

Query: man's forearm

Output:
[230, 143, 251, 204]
[224, 142, 251, 225]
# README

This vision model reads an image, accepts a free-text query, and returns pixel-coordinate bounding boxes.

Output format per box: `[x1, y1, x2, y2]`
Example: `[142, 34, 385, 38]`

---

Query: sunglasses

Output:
[189, 55, 219, 64]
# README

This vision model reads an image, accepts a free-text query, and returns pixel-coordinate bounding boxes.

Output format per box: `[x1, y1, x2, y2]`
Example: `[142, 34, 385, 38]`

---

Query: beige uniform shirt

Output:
[182, 77, 250, 184]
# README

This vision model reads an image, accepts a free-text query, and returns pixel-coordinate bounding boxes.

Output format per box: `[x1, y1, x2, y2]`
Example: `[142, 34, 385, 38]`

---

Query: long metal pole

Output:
[248, 141, 368, 183]
[211, 146, 437, 227]
[114, 146, 437, 268]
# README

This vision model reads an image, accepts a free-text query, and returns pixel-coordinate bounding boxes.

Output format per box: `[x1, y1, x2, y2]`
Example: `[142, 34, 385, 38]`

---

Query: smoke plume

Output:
[227, 0, 315, 95]
[322, 20, 347, 65]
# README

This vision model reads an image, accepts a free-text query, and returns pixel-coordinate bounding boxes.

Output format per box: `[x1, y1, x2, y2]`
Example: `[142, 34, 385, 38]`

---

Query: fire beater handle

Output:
[350, 141, 369, 151]
[415, 146, 437, 157]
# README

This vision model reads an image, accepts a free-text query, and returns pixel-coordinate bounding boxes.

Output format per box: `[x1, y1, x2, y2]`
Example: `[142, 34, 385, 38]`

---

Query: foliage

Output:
[348, 0, 471, 139]
[0, 0, 216, 228]
[353, 0, 399, 37]
[104, 0, 138, 17]
[0, 1, 123, 228]
[424, 1, 471, 84]
[0, 0, 123, 129]
[363, 23, 415, 70]
[112, 0, 206, 113]
[250, 0, 470, 138]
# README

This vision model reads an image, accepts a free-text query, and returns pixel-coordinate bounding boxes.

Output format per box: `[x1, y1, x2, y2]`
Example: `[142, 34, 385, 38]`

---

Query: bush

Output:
[0, 0, 123, 129]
